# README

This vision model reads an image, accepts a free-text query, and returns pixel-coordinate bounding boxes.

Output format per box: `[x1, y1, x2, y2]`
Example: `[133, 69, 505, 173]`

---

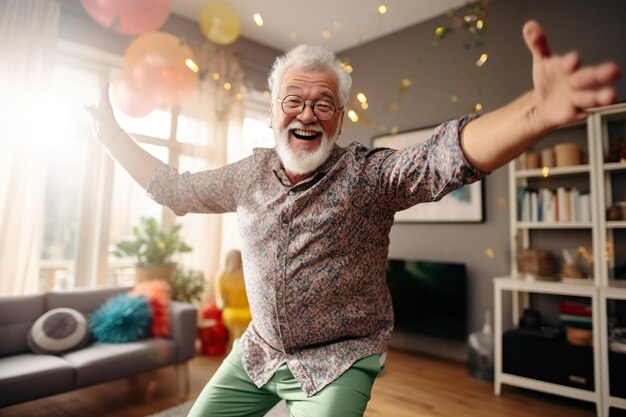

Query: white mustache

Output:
[286, 121, 323, 133]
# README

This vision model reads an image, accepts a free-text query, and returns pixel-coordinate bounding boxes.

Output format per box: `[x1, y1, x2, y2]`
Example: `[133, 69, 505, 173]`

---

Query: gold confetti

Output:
[475, 53, 488, 67]
[399, 78, 411, 93]
[435, 26, 449, 39]
[185, 59, 199, 73]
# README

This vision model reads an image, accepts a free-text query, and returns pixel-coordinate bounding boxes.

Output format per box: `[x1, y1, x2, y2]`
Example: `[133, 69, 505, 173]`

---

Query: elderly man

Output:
[88, 20, 619, 417]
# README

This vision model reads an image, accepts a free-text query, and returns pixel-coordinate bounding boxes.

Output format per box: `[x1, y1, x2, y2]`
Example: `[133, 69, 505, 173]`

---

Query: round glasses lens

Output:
[282, 96, 304, 115]
[314, 101, 335, 120]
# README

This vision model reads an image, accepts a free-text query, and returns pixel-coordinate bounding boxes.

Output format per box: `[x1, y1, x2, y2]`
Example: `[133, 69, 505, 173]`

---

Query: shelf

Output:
[494, 276, 596, 297]
[606, 396, 626, 413]
[602, 282, 626, 300]
[499, 103, 626, 416]
[516, 221, 593, 229]
[603, 162, 626, 172]
[606, 221, 626, 229]
[499, 373, 599, 403]
[516, 165, 591, 178]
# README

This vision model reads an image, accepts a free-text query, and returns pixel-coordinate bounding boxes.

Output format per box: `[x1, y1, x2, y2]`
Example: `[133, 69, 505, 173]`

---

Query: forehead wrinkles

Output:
[281, 68, 338, 100]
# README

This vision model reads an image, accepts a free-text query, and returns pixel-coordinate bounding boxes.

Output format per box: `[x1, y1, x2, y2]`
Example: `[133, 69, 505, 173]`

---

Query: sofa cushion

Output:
[130, 281, 172, 337]
[0, 353, 74, 407]
[64, 338, 176, 387]
[27, 308, 90, 355]
[0, 294, 45, 357]
[90, 294, 151, 343]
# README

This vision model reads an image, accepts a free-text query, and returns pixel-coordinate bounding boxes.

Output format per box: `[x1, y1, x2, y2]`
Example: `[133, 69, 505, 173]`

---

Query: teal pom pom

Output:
[90, 294, 151, 343]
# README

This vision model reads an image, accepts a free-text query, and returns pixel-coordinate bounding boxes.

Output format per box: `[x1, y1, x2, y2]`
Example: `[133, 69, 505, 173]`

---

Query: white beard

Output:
[274, 121, 337, 175]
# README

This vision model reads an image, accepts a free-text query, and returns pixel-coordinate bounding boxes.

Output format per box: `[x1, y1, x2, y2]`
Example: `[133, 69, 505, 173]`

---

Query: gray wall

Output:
[338, 0, 626, 336]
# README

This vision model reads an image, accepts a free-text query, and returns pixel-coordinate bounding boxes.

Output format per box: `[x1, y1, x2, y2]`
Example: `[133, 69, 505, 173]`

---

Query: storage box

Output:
[554, 142, 582, 166]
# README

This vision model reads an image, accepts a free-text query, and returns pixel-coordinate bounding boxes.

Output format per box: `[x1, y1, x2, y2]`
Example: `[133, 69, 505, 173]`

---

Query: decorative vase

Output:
[134, 264, 176, 283]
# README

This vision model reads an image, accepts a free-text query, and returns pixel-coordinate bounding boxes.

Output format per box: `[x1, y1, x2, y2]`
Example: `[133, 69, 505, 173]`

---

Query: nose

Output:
[297, 102, 318, 124]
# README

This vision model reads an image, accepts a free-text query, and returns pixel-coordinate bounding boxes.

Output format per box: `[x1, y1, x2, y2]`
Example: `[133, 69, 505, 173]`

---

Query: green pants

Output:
[188, 341, 380, 417]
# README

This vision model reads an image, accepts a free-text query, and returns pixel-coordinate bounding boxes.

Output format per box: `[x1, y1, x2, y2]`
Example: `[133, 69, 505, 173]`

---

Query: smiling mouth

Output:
[291, 129, 321, 141]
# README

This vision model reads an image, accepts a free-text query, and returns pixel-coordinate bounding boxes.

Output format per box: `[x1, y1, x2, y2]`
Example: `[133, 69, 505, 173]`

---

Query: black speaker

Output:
[502, 329, 594, 391]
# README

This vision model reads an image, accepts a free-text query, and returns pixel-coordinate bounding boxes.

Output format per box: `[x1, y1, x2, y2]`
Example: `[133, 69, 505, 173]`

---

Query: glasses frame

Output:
[276, 94, 344, 121]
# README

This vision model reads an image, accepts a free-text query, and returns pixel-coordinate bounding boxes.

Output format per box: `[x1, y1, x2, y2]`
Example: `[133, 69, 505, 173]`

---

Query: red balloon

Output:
[81, 0, 170, 35]
[109, 73, 158, 117]
[124, 32, 199, 106]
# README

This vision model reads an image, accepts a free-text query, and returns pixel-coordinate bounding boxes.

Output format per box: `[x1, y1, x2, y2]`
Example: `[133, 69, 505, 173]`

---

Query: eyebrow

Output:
[284, 85, 336, 101]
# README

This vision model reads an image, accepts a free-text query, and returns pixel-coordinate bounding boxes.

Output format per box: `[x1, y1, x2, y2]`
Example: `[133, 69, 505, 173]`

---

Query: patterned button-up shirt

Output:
[147, 115, 483, 396]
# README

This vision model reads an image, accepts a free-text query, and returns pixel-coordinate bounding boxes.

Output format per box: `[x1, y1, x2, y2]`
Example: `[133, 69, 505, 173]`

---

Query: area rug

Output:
[147, 399, 289, 417]
[146, 400, 193, 417]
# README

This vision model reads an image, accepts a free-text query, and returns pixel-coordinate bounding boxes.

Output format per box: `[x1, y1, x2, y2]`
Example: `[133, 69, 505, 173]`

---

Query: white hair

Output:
[268, 45, 352, 107]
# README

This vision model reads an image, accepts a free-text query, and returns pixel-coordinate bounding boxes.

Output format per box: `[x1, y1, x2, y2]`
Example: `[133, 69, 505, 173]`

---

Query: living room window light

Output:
[2, 40, 247, 296]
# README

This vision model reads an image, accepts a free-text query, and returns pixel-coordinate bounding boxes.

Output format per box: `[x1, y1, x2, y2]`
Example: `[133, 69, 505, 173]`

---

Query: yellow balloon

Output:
[199, 2, 241, 45]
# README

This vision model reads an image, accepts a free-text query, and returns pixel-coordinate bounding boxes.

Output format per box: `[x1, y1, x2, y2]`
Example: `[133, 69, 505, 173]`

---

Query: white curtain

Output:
[0, 0, 60, 295]
[175, 45, 245, 304]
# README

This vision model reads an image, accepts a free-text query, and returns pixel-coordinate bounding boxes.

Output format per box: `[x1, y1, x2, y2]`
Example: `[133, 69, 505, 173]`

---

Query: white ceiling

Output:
[171, 0, 469, 52]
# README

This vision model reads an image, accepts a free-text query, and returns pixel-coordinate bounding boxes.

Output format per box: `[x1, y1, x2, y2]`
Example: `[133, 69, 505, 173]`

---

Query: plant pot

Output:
[135, 264, 176, 283]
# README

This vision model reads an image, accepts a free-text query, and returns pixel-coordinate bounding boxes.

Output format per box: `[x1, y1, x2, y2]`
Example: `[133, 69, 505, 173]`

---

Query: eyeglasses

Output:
[276, 95, 343, 121]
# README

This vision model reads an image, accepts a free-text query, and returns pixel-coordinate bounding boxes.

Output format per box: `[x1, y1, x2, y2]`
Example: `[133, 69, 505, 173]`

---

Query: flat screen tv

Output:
[385, 259, 468, 341]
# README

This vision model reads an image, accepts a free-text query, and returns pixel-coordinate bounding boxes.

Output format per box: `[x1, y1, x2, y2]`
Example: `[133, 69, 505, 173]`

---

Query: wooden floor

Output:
[0, 348, 596, 417]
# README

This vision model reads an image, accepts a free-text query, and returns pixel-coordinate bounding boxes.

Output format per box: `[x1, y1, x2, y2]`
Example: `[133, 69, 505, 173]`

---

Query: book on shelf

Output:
[518, 187, 590, 223]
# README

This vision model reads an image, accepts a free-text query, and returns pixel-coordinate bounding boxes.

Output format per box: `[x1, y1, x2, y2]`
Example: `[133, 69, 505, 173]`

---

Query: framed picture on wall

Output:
[372, 125, 485, 223]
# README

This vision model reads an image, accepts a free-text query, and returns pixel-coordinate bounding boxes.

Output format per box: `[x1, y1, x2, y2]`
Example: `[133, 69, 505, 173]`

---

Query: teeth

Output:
[293, 129, 318, 137]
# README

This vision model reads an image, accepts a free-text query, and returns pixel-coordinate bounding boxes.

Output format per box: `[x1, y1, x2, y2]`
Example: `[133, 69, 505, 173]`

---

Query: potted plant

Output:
[114, 217, 193, 282]
[169, 266, 205, 304]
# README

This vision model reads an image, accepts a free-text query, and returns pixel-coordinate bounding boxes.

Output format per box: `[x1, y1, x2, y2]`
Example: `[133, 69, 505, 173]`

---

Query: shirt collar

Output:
[271, 144, 344, 186]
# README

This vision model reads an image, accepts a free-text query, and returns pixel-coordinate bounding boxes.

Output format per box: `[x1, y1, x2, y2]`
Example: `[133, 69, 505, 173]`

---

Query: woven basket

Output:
[517, 249, 558, 277]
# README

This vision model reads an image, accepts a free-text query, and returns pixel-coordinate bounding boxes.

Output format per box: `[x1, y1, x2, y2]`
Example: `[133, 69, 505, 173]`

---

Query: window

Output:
[37, 40, 229, 292]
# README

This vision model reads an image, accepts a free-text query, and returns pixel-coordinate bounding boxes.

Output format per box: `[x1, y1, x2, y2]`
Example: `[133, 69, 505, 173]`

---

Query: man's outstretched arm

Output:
[85, 86, 160, 189]
[461, 20, 620, 173]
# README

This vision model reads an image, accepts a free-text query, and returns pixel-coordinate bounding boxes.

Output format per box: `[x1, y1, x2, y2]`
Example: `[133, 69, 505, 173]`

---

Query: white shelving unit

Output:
[494, 102, 626, 417]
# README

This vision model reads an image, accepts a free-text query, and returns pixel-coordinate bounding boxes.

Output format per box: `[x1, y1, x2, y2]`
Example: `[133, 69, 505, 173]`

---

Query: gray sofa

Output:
[0, 286, 197, 408]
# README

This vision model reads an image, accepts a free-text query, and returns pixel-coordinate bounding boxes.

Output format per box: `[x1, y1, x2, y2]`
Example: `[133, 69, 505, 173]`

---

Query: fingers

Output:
[572, 87, 617, 109]
[570, 61, 621, 89]
[561, 51, 580, 73]
[523, 20, 551, 59]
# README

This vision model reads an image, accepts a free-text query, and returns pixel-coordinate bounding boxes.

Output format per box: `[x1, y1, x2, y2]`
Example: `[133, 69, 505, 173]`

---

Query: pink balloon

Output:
[124, 32, 199, 107]
[118, 0, 171, 36]
[81, 0, 170, 35]
[80, 0, 123, 29]
[110, 73, 158, 117]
